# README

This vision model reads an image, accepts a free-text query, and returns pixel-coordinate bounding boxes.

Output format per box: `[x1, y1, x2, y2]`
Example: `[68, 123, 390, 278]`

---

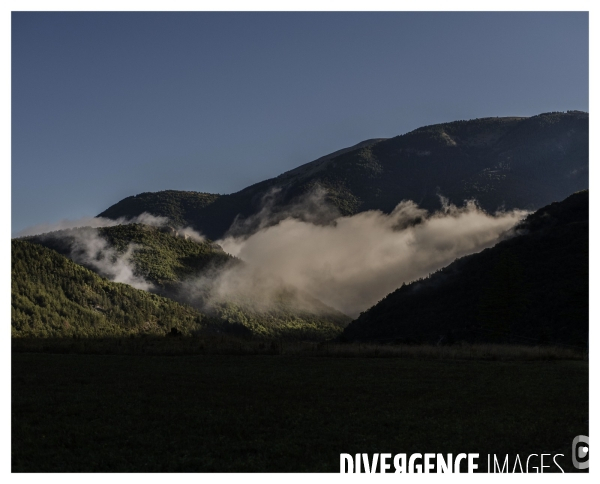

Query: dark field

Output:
[12, 353, 588, 472]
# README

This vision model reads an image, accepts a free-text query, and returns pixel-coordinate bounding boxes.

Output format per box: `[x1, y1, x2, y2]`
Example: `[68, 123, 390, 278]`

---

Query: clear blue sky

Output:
[11, 11, 589, 234]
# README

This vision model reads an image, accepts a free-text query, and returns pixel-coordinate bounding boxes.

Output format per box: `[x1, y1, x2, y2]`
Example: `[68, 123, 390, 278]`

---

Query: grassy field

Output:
[12, 336, 586, 360]
[12, 353, 588, 472]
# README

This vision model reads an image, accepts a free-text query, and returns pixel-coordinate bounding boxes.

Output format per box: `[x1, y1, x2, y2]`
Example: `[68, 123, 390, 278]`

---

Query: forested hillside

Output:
[27, 223, 233, 291]
[342, 190, 589, 346]
[11, 240, 214, 337]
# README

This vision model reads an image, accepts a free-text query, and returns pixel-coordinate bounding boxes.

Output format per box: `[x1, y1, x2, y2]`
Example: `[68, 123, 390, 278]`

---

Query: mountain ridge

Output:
[98, 111, 588, 240]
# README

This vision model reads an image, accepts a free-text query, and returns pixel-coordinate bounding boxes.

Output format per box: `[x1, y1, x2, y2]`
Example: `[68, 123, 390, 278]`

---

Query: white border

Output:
[3, 2, 595, 483]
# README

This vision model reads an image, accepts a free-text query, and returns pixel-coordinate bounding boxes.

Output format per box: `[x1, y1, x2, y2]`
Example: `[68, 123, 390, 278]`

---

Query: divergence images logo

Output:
[572, 435, 589, 470]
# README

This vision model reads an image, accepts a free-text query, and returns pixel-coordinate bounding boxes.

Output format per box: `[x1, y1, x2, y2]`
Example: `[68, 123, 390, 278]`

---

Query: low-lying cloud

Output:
[17, 193, 528, 319]
[215, 195, 528, 317]
[15, 213, 170, 237]
[65, 227, 153, 291]
[18, 212, 205, 292]
[225, 186, 340, 238]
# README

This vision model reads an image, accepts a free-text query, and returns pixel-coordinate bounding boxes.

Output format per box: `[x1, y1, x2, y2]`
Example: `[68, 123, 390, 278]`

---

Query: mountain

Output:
[11, 239, 215, 337]
[341, 190, 589, 347]
[22, 224, 350, 340]
[99, 111, 588, 240]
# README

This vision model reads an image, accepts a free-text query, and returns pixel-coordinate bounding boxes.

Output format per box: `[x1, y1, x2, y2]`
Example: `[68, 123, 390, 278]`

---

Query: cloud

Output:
[214, 194, 528, 317]
[15, 212, 169, 237]
[224, 185, 340, 239]
[17, 212, 204, 292]
[16, 192, 528, 320]
[38, 226, 154, 291]
[175, 226, 206, 243]
[15, 216, 121, 237]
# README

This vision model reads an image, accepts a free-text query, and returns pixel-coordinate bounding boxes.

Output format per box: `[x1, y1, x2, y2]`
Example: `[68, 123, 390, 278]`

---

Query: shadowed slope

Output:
[342, 190, 589, 346]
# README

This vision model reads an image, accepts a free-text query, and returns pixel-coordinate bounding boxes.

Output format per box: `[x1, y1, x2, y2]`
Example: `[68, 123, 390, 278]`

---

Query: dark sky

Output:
[11, 11, 589, 234]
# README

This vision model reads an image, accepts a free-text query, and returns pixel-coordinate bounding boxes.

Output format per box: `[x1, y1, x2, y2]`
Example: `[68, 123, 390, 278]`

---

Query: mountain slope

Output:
[341, 190, 589, 346]
[11, 239, 215, 337]
[99, 111, 588, 240]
